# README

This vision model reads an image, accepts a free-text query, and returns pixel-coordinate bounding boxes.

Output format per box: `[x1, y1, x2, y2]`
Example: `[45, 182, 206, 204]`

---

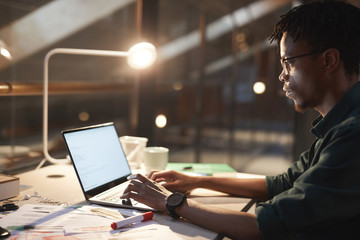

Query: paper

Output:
[0, 204, 180, 239]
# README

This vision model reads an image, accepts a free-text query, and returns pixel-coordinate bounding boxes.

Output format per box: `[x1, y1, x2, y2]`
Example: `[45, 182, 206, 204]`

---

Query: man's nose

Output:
[279, 69, 287, 82]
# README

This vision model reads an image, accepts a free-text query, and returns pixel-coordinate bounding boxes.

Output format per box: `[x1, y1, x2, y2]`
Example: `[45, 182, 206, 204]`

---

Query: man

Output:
[121, 1, 360, 239]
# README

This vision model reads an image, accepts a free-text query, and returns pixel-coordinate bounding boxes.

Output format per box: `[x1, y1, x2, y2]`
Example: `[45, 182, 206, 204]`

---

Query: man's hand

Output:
[121, 174, 172, 211]
[148, 170, 199, 194]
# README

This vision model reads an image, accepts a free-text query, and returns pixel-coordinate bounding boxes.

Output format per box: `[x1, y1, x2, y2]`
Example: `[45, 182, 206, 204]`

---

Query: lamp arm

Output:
[41, 48, 129, 167]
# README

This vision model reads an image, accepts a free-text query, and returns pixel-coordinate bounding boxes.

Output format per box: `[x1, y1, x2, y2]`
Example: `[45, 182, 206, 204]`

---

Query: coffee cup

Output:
[143, 147, 169, 174]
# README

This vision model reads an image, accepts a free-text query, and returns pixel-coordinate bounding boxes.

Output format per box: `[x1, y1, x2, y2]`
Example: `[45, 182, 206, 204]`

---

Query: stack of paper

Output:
[0, 174, 19, 200]
[0, 204, 181, 239]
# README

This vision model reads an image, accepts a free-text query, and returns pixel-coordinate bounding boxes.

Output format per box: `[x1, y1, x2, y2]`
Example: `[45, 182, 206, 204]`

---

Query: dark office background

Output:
[0, 0, 356, 174]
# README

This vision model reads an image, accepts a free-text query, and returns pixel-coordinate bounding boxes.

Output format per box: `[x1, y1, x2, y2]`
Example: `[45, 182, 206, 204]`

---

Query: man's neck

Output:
[315, 75, 359, 116]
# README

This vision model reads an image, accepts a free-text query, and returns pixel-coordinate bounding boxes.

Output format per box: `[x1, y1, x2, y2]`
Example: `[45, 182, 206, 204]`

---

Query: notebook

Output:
[62, 122, 153, 211]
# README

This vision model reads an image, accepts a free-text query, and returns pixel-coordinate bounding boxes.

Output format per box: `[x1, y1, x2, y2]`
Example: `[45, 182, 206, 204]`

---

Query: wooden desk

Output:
[7, 164, 261, 239]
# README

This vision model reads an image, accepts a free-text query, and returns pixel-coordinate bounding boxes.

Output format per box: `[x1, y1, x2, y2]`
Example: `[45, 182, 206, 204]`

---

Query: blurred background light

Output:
[155, 114, 167, 128]
[253, 81, 266, 94]
[173, 82, 183, 91]
[78, 112, 90, 122]
[0, 40, 11, 60]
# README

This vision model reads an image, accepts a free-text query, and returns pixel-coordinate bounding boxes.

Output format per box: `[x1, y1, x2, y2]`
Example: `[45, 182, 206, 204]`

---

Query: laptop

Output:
[62, 122, 153, 211]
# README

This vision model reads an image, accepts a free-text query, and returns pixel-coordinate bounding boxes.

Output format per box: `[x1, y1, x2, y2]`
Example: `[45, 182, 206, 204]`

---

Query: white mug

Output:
[143, 147, 169, 174]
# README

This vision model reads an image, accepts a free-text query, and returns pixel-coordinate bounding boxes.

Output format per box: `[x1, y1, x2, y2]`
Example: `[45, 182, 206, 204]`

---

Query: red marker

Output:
[111, 211, 154, 230]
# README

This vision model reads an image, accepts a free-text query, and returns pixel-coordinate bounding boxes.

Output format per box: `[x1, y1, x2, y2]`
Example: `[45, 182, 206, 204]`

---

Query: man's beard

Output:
[294, 103, 306, 113]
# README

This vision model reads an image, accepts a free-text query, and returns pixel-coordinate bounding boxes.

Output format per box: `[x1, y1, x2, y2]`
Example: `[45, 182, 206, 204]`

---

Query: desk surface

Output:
[6, 164, 262, 239]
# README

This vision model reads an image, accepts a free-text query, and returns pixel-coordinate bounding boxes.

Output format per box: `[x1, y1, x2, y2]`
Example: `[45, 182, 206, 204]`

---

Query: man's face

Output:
[279, 33, 325, 113]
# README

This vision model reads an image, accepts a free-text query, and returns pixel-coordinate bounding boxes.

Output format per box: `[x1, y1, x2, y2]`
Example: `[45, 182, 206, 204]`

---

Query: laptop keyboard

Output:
[102, 193, 123, 203]
[96, 182, 142, 207]
[97, 182, 128, 202]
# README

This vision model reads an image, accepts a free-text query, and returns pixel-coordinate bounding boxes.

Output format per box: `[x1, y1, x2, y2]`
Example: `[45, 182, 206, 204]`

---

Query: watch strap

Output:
[166, 204, 181, 218]
[166, 192, 186, 219]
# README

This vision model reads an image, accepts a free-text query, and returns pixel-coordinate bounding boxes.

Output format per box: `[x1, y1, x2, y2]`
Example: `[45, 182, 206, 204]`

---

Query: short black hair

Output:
[269, 0, 360, 76]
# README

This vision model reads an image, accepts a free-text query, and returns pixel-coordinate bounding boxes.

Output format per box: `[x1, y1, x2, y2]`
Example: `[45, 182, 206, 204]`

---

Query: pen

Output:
[182, 166, 193, 170]
[110, 211, 153, 230]
[7, 225, 34, 231]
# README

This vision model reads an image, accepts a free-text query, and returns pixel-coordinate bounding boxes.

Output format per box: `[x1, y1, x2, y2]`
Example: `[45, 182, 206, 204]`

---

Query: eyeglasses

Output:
[280, 50, 325, 75]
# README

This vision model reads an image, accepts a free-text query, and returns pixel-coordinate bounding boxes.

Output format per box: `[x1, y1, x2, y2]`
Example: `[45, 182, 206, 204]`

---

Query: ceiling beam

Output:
[158, 0, 291, 62]
[0, 0, 136, 71]
[183, 0, 230, 15]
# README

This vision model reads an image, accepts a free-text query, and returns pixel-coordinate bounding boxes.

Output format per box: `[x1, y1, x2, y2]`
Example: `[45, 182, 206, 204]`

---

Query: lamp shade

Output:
[127, 42, 157, 69]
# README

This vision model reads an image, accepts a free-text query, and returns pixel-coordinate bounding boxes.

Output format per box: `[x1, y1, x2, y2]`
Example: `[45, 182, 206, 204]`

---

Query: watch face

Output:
[168, 192, 185, 207]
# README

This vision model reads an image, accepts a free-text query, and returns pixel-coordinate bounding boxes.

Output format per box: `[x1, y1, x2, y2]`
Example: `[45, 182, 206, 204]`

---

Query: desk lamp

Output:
[38, 42, 157, 169]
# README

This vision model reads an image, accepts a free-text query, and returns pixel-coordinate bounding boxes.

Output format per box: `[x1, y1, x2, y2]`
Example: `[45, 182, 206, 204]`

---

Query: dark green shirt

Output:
[256, 82, 360, 239]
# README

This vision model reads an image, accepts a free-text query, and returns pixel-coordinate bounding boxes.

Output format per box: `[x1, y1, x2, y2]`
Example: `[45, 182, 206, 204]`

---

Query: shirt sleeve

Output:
[266, 149, 311, 199]
[256, 119, 360, 239]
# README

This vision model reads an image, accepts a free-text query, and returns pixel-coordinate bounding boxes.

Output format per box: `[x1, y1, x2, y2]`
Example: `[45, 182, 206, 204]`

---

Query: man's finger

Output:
[150, 170, 175, 181]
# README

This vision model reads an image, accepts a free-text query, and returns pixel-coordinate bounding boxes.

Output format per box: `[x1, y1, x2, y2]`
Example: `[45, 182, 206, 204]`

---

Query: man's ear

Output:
[322, 48, 341, 73]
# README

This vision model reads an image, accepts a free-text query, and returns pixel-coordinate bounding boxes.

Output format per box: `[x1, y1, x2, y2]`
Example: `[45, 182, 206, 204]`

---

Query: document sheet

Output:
[0, 204, 182, 239]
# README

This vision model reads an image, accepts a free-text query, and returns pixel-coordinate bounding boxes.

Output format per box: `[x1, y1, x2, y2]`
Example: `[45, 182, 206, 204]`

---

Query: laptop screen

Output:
[62, 123, 131, 192]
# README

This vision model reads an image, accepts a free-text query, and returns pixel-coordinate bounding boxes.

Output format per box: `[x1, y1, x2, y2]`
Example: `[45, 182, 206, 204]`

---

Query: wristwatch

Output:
[166, 192, 187, 218]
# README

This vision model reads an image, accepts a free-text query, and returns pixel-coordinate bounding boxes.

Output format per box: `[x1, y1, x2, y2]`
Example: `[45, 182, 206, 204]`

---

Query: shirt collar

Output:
[311, 82, 360, 138]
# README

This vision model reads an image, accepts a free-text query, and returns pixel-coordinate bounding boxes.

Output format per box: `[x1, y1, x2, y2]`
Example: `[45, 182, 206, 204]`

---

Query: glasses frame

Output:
[280, 49, 326, 75]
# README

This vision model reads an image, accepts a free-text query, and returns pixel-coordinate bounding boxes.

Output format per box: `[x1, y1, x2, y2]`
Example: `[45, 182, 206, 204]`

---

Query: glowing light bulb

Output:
[127, 42, 157, 69]
[155, 114, 167, 128]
